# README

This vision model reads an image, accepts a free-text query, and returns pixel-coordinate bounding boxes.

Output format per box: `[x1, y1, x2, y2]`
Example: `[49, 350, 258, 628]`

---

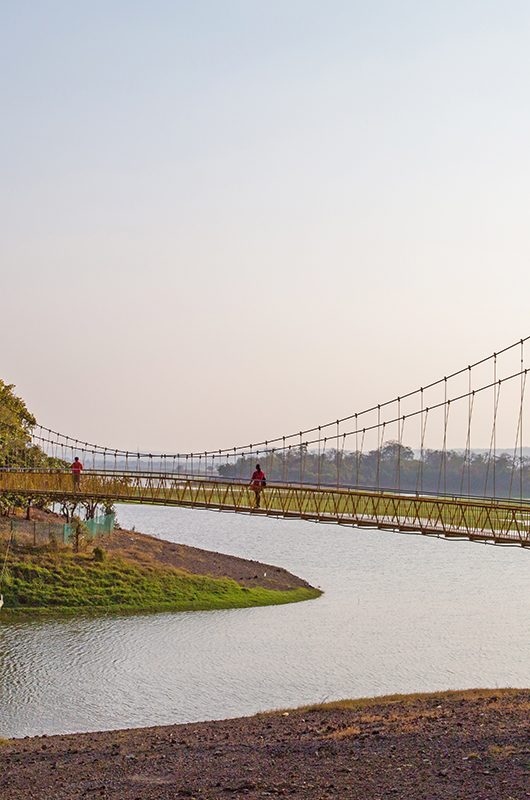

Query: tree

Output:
[0, 379, 65, 514]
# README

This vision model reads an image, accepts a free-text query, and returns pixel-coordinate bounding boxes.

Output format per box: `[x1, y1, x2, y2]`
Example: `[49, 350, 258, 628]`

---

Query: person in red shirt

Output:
[71, 456, 83, 490]
[250, 463, 266, 508]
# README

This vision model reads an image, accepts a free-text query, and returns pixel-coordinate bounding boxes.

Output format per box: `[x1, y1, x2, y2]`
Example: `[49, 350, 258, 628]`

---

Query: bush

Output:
[93, 546, 106, 563]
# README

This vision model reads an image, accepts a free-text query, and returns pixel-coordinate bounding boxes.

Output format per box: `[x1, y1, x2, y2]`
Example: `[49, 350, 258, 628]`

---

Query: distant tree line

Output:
[217, 441, 530, 498]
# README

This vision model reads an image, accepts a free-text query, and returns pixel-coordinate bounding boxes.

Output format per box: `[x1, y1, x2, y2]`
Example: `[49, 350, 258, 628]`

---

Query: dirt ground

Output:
[99, 527, 314, 593]
[1, 510, 315, 594]
[1, 689, 529, 799]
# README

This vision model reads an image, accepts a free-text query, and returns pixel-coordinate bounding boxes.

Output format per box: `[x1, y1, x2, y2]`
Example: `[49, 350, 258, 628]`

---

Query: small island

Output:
[0, 379, 319, 615]
[0, 517, 320, 615]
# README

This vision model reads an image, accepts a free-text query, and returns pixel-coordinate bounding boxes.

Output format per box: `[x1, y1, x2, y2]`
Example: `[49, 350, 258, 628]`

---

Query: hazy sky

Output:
[2, 1, 530, 452]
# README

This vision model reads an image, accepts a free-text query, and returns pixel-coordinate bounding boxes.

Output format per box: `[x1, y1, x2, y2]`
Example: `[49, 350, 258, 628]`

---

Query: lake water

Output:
[1, 505, 529, 738]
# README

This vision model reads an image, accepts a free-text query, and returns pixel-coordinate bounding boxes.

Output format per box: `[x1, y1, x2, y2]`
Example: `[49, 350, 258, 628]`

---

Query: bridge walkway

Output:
[1, 470, 529, 548]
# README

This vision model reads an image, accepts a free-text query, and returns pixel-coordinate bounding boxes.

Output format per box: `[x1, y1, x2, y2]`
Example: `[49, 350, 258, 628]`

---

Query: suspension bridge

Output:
[1, 337, 530, 548]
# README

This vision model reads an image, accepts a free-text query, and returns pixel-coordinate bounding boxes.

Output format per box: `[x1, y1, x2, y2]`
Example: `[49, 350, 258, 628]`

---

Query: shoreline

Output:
[1, 688, 528, 798]
[0, 585, 319, 618]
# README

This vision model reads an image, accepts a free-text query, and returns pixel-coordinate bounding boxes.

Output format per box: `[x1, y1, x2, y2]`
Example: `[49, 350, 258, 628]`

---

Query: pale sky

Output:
[2, 1, 530, 452]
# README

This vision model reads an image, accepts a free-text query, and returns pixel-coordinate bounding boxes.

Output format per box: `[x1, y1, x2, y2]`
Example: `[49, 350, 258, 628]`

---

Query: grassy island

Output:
[1, 549, 319, 614]
[0, 526, 320, 615]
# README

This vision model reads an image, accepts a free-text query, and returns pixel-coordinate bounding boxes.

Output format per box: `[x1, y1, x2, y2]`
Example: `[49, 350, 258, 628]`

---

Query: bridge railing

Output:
[0, 465, 529, 499]
[1, 468, 530, 547]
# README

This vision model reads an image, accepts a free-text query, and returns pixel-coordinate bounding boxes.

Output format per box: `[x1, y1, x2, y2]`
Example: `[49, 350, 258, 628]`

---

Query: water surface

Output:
[1, 505, 529, 737]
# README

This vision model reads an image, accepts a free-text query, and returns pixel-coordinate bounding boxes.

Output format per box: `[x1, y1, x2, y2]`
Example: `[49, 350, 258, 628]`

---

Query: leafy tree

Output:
[0, 379, 65, 514]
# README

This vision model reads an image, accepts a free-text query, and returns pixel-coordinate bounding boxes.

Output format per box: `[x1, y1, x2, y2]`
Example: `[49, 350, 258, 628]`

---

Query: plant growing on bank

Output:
[71, 518, 89, 553]
[93, 546, 106, 562]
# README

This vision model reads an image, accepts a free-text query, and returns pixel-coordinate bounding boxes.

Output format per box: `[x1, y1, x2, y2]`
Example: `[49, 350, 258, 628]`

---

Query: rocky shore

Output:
[1, 689, 528, 799]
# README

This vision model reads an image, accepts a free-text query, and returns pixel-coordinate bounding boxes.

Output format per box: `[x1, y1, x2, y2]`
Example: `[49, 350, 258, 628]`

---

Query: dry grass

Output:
[265, 687, 524, 717]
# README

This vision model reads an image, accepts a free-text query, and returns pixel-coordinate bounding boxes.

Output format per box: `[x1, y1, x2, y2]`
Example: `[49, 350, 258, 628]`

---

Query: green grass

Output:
[0, 550, 321, 615]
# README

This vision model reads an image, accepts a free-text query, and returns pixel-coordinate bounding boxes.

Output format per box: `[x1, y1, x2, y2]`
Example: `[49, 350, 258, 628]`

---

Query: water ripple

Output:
[1, 506, 529, 737]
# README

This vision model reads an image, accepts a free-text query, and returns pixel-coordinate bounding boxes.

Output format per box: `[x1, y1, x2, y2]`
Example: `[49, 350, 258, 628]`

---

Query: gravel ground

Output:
[1, 689, 529, 799]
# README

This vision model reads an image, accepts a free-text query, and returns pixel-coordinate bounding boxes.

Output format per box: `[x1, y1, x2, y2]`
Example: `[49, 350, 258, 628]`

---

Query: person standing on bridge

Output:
[71, 456, 83, 490]
[250, 463, 266, 508]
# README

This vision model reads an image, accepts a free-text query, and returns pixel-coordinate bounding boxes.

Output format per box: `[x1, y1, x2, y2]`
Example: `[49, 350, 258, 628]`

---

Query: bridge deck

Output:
[1, 470, 529, 548]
